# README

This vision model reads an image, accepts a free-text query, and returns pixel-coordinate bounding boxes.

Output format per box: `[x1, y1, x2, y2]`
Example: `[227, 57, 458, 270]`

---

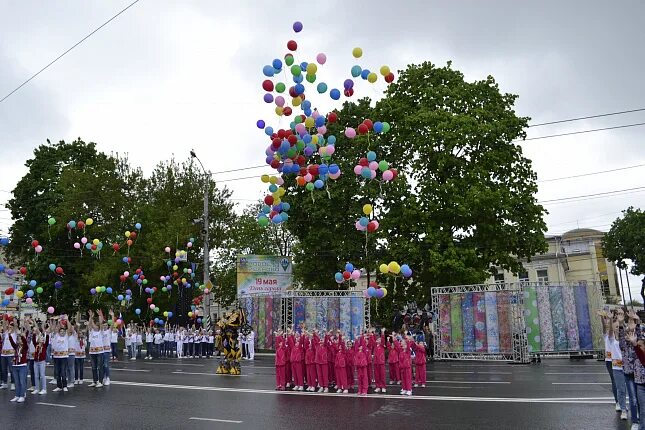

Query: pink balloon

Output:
[295, 123, 306, 135]
[159, 276, 165, 281]
[312, 111, 320, 119]
[355, 221, 365, 231]
[73, 242, 81, 249]
[382, 170, 394, 181]
[353, 165, 363, 175]
[47, 306, 54, 314]
[124, 271, 130, 277]
[276, 177, 285, 185]
[370, 170, 377, 179]
[316, 53, 327, 65]
[351, 269, 361, 280]
[164, 246, 171, 253]
[204, 289, 210, 294]
[150, 304, 155, 309]
[35, 245, 43, 253]
[369, 161, 379, 171]
[325, 145, 335, 155]
[317, 126, 327, 135]
[304, 173, 313, 182]
[81, 237, 88, 244]
[345, 128, 356, 138]
[372, 220, 380, 230]
[187, 242, 193, 248]
[26, 298, 33, 305]
[275, 96, 285, 107]
[329, 171, 341, 180]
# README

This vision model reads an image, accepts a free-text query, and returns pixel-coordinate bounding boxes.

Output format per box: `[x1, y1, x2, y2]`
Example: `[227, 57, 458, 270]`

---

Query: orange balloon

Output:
[127, 239, 133, 247]
[296, 176, 306, 186]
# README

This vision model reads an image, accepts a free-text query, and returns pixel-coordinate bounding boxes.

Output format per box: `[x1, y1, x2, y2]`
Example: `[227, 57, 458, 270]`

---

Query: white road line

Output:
[108, 368, 151, 372]
[545, 372, 607, 375]
[189, 417, 243, 424]
[104, 380, 614, 404]
[36, 402, 76, 408]
[552, 382, 611, 385]
[426, 380, 510, 384]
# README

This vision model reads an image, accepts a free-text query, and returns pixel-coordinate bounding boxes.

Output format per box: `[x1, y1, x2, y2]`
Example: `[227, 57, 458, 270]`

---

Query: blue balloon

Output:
[367, 286, 376, 297]
[344, 79, 354, 89]
[304, 108, 312, 116]
[300, 62, 308, 71]
[122, 257, 128, 263]
[272, 214, 282, 224]
[345, 263, 354, 272]
[303, 134, 312, 144]
[330, 89, 341, 100]
[329, 164, 340, 174]
[106, 287, 113, 294]
[351, 65, 362, 78]
[302, 100, 312, 110]
[359, 217, 369, 227]
[26, 290, 34, 298]
[154, 318, 159, 324]
[295, 83, 305, 95]
[135, 308, 141, 315]
[262, 65, 274, 77]
[335, 272, 344, 283]
[315, 116, 326, 127]
[85, 243, 92, 250]
[133, 274, 139, 281]
[272, 58, 283, 69]
[328, 135, 337, 145]
[1, 299, 9, 307]
[293, 74, 304, 83]
[319, 164, 329, 175]
[373, 121, 384, 133]
[68, 220, 76, 229]
[168, 312, 173, 318]
[317, 82, 328, 93]
[185, 283, 192, 288]
[54, 281, 63, 289]
[29, 280, 37, 288]
[0, 238, 9, 246]
[282, 202, 291, 211]
[48, 263, 56, 272]
[314, 179, 324, 189]
[257, 119, 265, 129]
[361, 167, 372, 179]
[166, 260, 172, 267]
[262, 205, 271, 214]
[293, 21, 303, 32]
[367, 151, 377, 162]
[158, 319, 164, 325]
[361, 69, 371, 80]
[125, 295, 131, 301]
[135, 223, 142, 230]
[117, 294, 124, 301]
[265, 126, 274, 136]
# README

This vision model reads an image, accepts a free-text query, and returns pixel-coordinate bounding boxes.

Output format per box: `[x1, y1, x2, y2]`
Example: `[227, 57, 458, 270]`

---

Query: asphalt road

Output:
[0, 356, 631, 430]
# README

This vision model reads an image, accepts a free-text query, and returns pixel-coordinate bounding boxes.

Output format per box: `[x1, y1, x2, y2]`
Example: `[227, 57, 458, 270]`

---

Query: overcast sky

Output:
[0, 1, 643, 295]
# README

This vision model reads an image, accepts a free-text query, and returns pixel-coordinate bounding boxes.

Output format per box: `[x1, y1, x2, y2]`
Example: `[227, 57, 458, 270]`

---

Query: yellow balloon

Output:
[16, 290, 24, 299]
[292, 97, 302, 107]
[388, 261, 401, 274]
[85, 218, 93, 226]
[173, 265, 178, 271]
[363, 204, 373, 215]
[304, 117, 315, 128]
[306, 63, 318, 74]
[92, 238, 99, 246]
[181, 278, 187, 284]
[379, 65, 390, 76]
[381, 287, 388, 297]
[275, 106, 284, 116]
[311, 135, 319, 144]
[261, 174, 270, 183]
[163, 311, 168, 317]
[273, 198, 282, 205]
[379, 264, 389, 274]
[269, 176, 277, 185]
[188, 312, 193, 317]
[278, 187, 286, 196]
[367, 72, 378, 83]
[125, 231, 131, 238]
[352, 47, 363, 58]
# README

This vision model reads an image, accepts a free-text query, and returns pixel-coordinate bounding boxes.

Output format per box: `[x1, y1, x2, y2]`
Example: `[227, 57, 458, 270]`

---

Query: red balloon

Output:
[270, 159, 280, 169]
[391, 168, 398, 179]
[112, 243, 120, 252]
[308, 164, 319, 176]
[287, 40, 297, 51]
[363, 119, 373, 130]
[287, 135, 297, 145]
[262, 80, 274, 92]
[327, 112, 338, 123]
[77, 221, 85, 230]
[126, 239, 133, 247]
[129, 232, 137, 240]
[288, 86, 297, 98]
[19, 267, 27, 275]
[264, 195, 274, 205]
[136, 268, 142, 274]
[342, 271, 351, 280]
[31, 240, 39, 248]
[119, 275, 126, 282]
[358, 124, 369, 135]
[140, 275, 145, 280]
[55, 267, 64, 275]
[385, 72, 395, 83]
[283, 107, 292, 116]
[296, 155, 306, 166]
[359, 158, 369, 167]
[271, 138, 281, 150]
[367, 221, 377, 233]
[269, 210, 278, 219]
[127, 257, 131, 263]
[344, 88, 354, 97]
[277, 129, 286, 138]
[91, 244, 97, 250]
[5, 287, 14, 295]
[147, 298, 152, 304]
[153, 287, 157, 292]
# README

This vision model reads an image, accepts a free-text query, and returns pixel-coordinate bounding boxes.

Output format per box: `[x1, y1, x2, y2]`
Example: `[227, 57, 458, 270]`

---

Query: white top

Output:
[208, 335, 214, 344]
[136, 334, 143, 344]
[609, 336, 623, 370]
[247, 331, 255, 342]
[125, 335, 132, 346]
[145, 333, 153, 343]
[27, 333, 36, 359]
[163, 333, 170, 341]
[76, 336, 86, 358]
[154, 333, 163, 344]
[168, 332, 175, 342]
[52, 334, 69, 358]
[101, 329, 111, 352]
[67, 333, 78, 355]
[1, 333, 16, 357]
[89, 329, 104, 354]
[111, 332, 118, 343]
[604, 334, 613, 362]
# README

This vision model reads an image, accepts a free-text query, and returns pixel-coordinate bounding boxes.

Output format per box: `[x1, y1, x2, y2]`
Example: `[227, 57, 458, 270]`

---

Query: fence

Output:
[239, 290, 371, 350]
[431, 281, 604, 363]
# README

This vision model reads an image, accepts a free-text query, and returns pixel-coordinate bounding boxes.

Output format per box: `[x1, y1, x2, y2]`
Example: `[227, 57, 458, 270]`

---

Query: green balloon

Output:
[306, 73, 316, 83]
[183, 268, 188, 273]
[287, 147, 297, 158]
[275, 82, 286, 93]
[382, 122, 391, 133]
[258, 217, 269, 227]
[107, 319, 113, 325]
[294, 115, 302, 124]
[36, 287, 43, 294]
[296, 141, 305, 151]
[305, 182, 315, 191]
[162, 287, 167, 292]
[154, 307, 159, 313]
[284, 54, 294, 66]
[290, 64, 302, 76]
[378, 160, 389, 172]
[142, 279, 148, 285]
[47, 217, 56, 226]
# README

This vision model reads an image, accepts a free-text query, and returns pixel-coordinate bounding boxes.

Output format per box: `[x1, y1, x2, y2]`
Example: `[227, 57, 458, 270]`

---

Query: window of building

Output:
[536, 269, 549, 284]
[519, 271, 529, 284]
[494, 273, 505, 284]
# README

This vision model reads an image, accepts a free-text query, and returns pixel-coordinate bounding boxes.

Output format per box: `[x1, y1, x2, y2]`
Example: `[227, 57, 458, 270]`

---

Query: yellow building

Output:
[487, 228, 621, 300]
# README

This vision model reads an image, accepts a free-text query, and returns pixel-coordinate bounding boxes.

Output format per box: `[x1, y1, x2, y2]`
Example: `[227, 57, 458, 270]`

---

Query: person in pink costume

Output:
[284, 329, 293, 389]
[345, 340, 355, 390]
[387, 336, 400, 384]
[326, 332, 336, 388]
[396, 336, 413, 396]
[355, 344, 369, 396]
[290, 335, 305, 390]
[304, 334, 317, 391]
[372, 329, 387, 393]
[334, 341, 348, 393]
[275, 340, 287, 390]
[412, 340, 427, 387]
[314, 332, 329, 392]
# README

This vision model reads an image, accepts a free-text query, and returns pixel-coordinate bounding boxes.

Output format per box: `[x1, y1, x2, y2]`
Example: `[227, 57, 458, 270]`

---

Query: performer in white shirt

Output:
[87, 310, 105, 387]
[247, 329, 255, 360]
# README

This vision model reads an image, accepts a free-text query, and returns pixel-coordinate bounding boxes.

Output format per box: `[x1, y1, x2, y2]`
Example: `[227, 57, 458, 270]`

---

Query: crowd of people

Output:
[0, 309, 223, 404]
[273, 327, 429, 396]
[600, 307, 645, 430]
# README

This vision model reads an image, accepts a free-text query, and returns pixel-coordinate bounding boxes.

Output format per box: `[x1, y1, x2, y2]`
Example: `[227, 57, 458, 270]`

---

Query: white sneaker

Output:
[66, 384, 73, 389]
[131, 357, 136, 361]
[10, 396, 18, 402]
[28, 387, 36, 392]
[17, 397, 25, 403]
[343, 389, 348, 394]
[631, 423, 639, 430]
[336, 388, 342, 393]
[375, 388, 381, 393]
[104, 378, 110, 386]
[621, 411, 628, 420]
[382, 389, 386, 393]
[421, 384, 425, 388]
[53, 388, 61, 392]
[616, 403, 622, 411]
[96, 383, 103, 388]
[88, 382, 96, 387]
[50, 380, 57, 385]
[0, 384, 6, 389]
[389, 380, 394, 385]
[317, 387, 323, 393]
[413, 383, 418, 387]
[323, 388, 328, 393]
[63, 387, 68, 392]
[38, 390, 46, 395]
[406, 391, 412, 396]
[10, 384, 15, 390]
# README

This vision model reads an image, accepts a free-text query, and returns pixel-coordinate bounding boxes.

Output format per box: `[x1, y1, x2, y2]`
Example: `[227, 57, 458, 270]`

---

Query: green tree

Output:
[603, 207, 645, 302]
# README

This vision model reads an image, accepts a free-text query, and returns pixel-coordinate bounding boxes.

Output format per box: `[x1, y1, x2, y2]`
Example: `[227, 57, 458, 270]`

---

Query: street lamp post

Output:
[190, 150, 211, 328]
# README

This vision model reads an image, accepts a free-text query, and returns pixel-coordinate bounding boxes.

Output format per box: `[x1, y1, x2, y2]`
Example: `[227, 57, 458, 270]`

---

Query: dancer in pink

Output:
[314, 332, 329, 392]
[412, 340, 427, 387]
[387, 336, 400, 385]
[373, 330, 387, 393]
[304, 335, 317, 391]
[290, 336, 304, 391]
[355, 344, 369, 396]
[345, 340, 355, 390]
[396, 336, 413, 396]
[334, 341, 348, 393]
[275, 340, 287, 390]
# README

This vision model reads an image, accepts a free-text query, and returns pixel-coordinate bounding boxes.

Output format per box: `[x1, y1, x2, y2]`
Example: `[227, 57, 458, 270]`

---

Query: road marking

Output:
[189, 417, 243, 424]
[426, 380, 510, 384]
[552, 382, 611, 385]
[173, 371, 248, 377]
[108, 368, 151, 372]
[104, 380, 600, 403]
[36, 402, 76, 408]
[545, 372, 607, 375]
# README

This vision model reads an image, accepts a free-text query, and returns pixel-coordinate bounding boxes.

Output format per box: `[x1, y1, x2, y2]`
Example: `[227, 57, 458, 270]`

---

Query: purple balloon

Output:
[343, 79, 354, 89]
[263, 93, 274, 103]
[375, 288, 385, 298]
[90, 288, 96, 295]
[293, 21, 303, 33]
[304, 147, 314, 157]
[257, 119, 265, 129]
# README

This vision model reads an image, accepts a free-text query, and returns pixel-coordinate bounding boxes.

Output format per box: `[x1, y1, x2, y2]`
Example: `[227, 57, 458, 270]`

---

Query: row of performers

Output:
[274, 328, 427, 396]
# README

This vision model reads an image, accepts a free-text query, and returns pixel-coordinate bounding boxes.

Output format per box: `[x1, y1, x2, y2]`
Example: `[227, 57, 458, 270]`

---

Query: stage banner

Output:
[237, 255, 293, 297]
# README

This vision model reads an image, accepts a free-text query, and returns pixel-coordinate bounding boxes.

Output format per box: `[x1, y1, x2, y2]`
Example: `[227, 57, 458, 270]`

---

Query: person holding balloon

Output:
[87, 310, 105, 387]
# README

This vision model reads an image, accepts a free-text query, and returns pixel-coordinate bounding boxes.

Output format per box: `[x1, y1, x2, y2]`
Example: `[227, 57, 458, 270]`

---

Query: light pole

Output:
[190, 150, 211, 328]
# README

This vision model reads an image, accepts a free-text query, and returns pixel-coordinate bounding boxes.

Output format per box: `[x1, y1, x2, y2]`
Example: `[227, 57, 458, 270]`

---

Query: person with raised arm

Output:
[7, 321, 28, 403]
[600, 309, 620, 411]
[0, 316, 16, 390]
[608, 309, 628, 420]
[88, 310, 105, 387]
[30, 317, 49, 395]
[51, 318, 70, 392]
[100, 310, 112, 385]
[373, 328, 387, 393]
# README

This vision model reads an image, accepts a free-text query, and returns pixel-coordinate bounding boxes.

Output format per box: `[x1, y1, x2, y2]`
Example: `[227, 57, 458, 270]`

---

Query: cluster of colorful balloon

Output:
[365, 281, 388, 299]
[378, 262, 413, 278]
[30, 239, 43, 254]
[334, 262, 361, 284]
[355, 204, 380, 232]
[353, 151, 398, 182]
[257, 175, 291, 226]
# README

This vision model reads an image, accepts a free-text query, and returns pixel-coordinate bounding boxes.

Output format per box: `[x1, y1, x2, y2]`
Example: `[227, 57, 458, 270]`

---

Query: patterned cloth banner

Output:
[484, 292, 500, 353]
[549, 286, 568, 351]
[350, 296, 364, 340]
[523, 286, 541, 353]
[293, 297, 305, 332]
[438, 295, 452, 351]
[339, 297, 352, 339]
[574, 285, 593, 349]
[327, 297, 340, 333]
[536, 286, 555, 351]
[316, 297, 328, 332]
[497, 291, 512, 352]
[561, 286, 580, 351]
[449, 294, 463, 352]
[462, 293, 475, 352]
[473, 292, 488, 353]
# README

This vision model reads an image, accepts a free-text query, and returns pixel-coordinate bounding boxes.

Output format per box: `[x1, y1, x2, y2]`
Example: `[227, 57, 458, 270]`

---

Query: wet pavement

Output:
[0, 356, 632, 429]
